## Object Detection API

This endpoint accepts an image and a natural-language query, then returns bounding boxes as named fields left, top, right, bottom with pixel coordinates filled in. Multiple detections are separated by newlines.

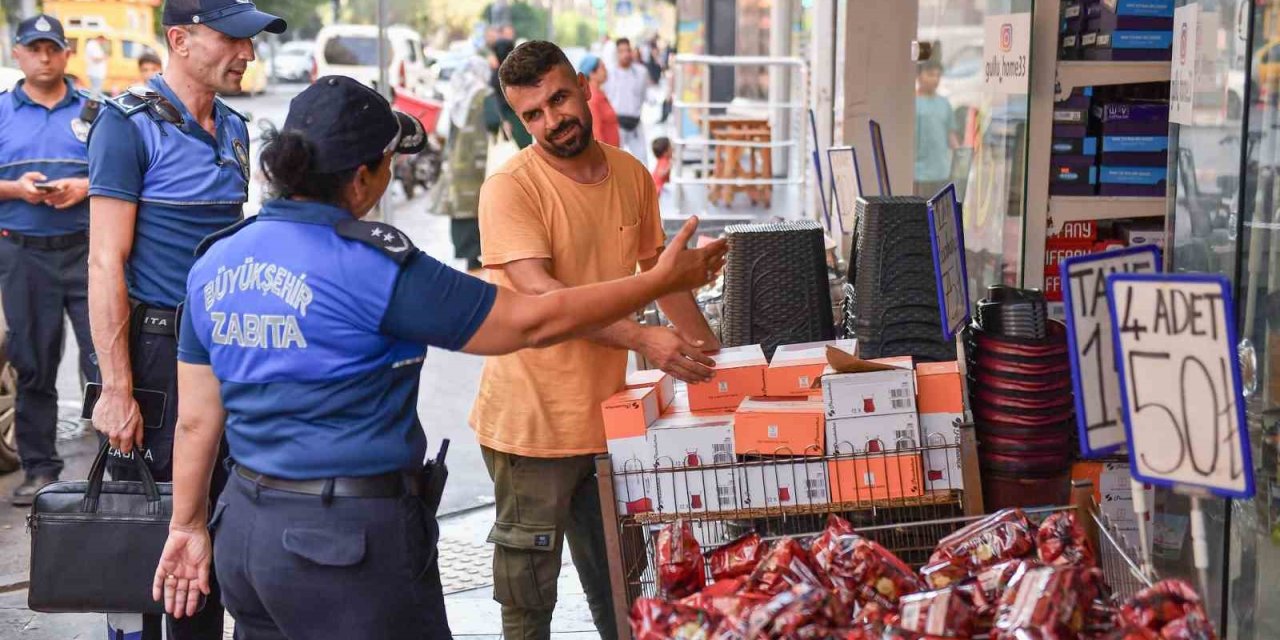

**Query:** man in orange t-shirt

left=472, top=41, right=720, bottom=639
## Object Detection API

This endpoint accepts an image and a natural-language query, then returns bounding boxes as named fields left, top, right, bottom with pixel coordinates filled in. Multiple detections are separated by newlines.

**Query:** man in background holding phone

left=0, top=14, right=96, bottom=507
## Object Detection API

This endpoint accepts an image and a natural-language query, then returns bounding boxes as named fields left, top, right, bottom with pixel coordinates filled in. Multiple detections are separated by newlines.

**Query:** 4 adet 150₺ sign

left=983, top=13, right=1031, bottom=95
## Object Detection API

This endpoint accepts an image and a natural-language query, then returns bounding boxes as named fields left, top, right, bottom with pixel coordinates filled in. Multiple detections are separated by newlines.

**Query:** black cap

left=16, top=14, right=68, bottom=49
left=283, top=76, right=427, bottom=174
left=162, top=0, right=286, bottom=39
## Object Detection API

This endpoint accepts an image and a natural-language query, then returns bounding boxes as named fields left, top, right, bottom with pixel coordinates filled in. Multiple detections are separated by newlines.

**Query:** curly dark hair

left=498, top=40, right=573, bottom=90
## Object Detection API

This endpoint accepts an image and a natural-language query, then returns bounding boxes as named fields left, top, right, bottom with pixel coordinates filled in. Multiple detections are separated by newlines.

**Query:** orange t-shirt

left=471, top=144, right=665, bottom=457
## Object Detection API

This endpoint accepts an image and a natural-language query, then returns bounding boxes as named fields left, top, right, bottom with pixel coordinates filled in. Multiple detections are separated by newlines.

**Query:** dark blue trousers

left=214, top=471, right=453, bottom=639
left=0, top=237, right=96, bottom=478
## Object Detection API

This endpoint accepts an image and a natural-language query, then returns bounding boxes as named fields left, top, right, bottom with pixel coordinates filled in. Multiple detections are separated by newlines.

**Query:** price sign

left=927, top=184, right=969, bottom=341
left=1106, top=273, right=1254, bottom=498
left=1062, top=246, right=1161, bottom=457
left=827, top=146, right=862, bottom=232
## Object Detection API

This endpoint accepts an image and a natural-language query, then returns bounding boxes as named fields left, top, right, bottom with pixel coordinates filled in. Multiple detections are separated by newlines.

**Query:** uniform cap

left=162, top=0, right=286, bottom=39
left=16, top=15, right=68, bottom=49
left=283, top=76, right=427, bottom=174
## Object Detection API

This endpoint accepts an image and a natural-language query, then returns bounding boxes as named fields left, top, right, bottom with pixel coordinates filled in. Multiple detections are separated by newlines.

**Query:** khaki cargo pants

left=482, top=447, right=617, bottom=640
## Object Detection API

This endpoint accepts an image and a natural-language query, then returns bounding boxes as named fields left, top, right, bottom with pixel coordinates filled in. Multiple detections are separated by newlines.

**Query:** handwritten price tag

left=927, top=184, right=970, bottom=341
left=1106, top=273, right=1254, bottom=498
left=1062, top=246, right=1161, bottom=457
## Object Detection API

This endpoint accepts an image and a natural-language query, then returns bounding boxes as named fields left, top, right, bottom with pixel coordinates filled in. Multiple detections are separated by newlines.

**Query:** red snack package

left=1119, top=580, right=1215, bottom=639
left=991, top=565, right=1106, bottom=640
left=678, top=577, right=767, bottom=624
left=1036, top=511, right=1096, bottom=567
left=657, top=519, right=706, bottom=599
left=1158, top=612, right=1216, bottom=640
left=745, top=537, right=824, bottom=596
left=925, top=509, right=1036, bottom=586
left=966, top=560, right=1041, bottom=626
left=897, top=587, right=978, bottom=638
left=817, top=534, right=925, bottom=611
left=811, top=514, right=857, bottom=568
left=629, top=597, right=717, bottom=640
left=710, top=532, right=767, bottom=582
left=744, top=583, right=842, bottom=639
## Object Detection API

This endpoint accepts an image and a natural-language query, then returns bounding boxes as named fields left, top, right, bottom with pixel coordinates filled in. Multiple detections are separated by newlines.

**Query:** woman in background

left=580, top=54, right=620, bottom=147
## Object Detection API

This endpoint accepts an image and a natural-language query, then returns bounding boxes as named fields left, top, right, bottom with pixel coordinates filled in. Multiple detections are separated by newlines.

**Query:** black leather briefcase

left=27, top=443, right=171, bottom=614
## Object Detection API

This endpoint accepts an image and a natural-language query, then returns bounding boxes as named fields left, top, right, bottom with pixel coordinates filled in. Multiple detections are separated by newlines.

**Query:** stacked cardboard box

left=1083, top=0, right=1174, bottom=61
left=1096, top=101, right=1169, bottom=197
left=1051, top=88, right=1098, bottom=196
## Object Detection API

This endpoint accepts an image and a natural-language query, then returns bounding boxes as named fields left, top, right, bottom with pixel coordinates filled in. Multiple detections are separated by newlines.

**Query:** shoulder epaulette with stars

left=335, top=218, right=417, bottom=265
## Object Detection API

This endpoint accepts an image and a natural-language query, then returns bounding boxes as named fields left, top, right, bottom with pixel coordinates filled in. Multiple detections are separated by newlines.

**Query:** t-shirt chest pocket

left=617, top=217, right=642, bottom=273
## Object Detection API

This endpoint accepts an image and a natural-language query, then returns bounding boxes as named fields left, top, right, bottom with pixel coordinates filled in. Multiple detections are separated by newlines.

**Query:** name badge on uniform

left=71, top=118, right=90, bottom=143
left=233, top=139, right=250, bottom=182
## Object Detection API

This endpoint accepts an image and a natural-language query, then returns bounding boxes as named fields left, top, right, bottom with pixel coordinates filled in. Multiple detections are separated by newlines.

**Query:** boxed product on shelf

left=601, top=386, right=662, bottom=440
left=1095, top=101, right=1170, bottom=135
left=733, top=397, right=825, bottom=456
left=1053, top=105, right=1089, bottom=127
left=650, top=412, right=739, bottom=514
left=1048, top=157, right=1098, bottom=196
left=626, top=369, right=676, bottom=411
left=735, top=457, right=831, bottom=509
left=686, top=344, right=767, bottom=412
left=652, top=456, right=740, bottom=515
left=821, top=365, right=916, bottom=422
left=1099, top=165, right=1167, bottom=197
left=765, top=339, right=856, bottom=397
left=828, top=452, right=926, bottom=502
left=1119, top=220, right=1166, bottom=249
left=1047, top=219, right=1099, bottom=241
left=1100, top=134, right=1169, bottom=166
left=1051, top=136, right=1097, bottom=157
left=826, top=411, right=920, bottom=455
left=1060, top=3, right=1086, bottom=59
left=1072, top=461, right=1155, bottom=554
left=1060, top=32, right=1081, bottom=60
left=916, top=361, right=966, bottom=492
left=1086, top=0, right=1174, bottom=31
left=1084, top=30, right=1173, bottom=61
left=1095, top=238, right=1127, bottom=252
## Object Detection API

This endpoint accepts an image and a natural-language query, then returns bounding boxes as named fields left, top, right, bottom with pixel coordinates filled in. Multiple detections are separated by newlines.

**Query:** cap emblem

left=35, top=17, right=51, bottom=32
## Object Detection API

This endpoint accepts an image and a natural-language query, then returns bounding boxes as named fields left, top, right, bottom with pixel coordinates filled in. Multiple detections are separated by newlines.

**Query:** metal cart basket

left=594, top=424, right=1153, bottom=639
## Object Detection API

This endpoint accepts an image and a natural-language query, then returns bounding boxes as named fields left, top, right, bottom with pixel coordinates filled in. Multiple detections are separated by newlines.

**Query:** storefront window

left=918, top=0, right=1034, bottom=299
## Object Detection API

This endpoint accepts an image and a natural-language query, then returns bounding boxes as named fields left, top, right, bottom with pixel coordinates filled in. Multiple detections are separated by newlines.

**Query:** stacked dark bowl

left=847, top=196, right=953, bottom=362
left=720, top=220, right=834, bottom=358
left=965, top=286, right=1075, bottom=509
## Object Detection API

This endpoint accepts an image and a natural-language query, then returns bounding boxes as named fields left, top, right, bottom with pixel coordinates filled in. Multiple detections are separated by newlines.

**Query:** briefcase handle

left=81, top=442, right=163, bottom=514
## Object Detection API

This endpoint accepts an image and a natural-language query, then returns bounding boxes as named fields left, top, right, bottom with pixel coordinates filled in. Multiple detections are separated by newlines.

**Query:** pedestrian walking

left=579, top=54, right=619, bottom=147
left=149, top=74, right=727, bottom=638
left=604, top=37, right=651, bottom=163
left=442, top=54, right=494, bottom=273
left=0, top=14, right=97, bottom=507
left=83, top=35, right=108, bottom=97
left=85, top=0, right=285, bottom=637
left=475, top=41, right=723, bottom=640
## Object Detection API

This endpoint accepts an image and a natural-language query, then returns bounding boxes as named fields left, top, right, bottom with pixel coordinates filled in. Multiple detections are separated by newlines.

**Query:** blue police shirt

left=0, top=79, right=90, bottom=236
left=87, top=75, right=250, bottom=308
left=177, top=199, right=497, bottom=479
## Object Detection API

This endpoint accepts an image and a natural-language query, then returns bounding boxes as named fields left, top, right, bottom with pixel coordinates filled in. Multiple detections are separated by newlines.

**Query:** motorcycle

left=395, top=135, right=444, bottom=198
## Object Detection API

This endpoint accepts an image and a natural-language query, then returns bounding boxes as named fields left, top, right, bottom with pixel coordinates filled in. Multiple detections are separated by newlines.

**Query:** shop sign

left=982, top=13, right=1031, bottom=95
left=1170, top=3, right=1198, bottom=125
left=1061, top=247, right=1161, bottom=457
left=926, top=184, right=969, bottom=341
left=1106, top=273, right=1254, bottom=499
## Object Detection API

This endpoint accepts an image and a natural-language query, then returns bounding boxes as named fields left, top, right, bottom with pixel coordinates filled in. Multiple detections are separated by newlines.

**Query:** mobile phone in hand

left=33, top=182, right=58, bottom=192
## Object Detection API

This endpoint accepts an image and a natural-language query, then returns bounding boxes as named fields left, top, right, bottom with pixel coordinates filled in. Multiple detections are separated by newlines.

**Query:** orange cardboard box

left=827, top=453, right=925, bottom=502
left=733, top=397, right=825, bottom=456
left=766, top=339, right=857, bottom=397
left=687, top=345, right=767, bottom=412
left=626, top=369, right=676, bottom=411
left=601, top=386, right=661, bottom=442
left=916, top=361, right=966, bottom=491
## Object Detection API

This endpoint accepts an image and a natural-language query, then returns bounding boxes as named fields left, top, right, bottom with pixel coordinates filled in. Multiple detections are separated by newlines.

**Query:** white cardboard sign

left=982, top=13, right=1031, bottom=95
left=1170, top=3, right=1198, bottom=125
left=827, top=146, right=861, bottom=233
left=1106, top=273, right=1254, bottom=498
left=1061, top=247, right=1161, bottom=457
left=927, top=184, right=969, bottom=340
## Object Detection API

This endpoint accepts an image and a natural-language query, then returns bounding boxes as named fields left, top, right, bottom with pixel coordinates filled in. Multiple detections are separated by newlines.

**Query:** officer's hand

left=15, top=172, right=48, bottom=205
left=652, top=216, right=728, bottom=295
left=93, top=387, right=144, bottom=454
left=637, top=325, right=716, bottom=383
left=153, top=525, right=212, bottom=619
left=43, top=178, right=89, bottom=209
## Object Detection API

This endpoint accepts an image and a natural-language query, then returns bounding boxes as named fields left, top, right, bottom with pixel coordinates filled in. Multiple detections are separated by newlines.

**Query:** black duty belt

left=0, top=229, right=88, bottom=251
left=236, top=465, right=422, bottom=499
left=136, top=305, right=178, bottom=337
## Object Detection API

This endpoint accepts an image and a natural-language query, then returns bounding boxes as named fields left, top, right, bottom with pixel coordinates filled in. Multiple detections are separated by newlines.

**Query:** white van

left=313, top=24, right=429, bottom=95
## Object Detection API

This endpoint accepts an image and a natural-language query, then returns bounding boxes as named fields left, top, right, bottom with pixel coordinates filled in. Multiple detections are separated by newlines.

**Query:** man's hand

left=93, top=387, right=144, bottom=454
left=637, top=325, right=716, bottom=383
left=14, top=172, right=48, bottom=205
left=650, top=217, right=728, bottom=295
left=42, top=178, right=90, bottom=209
left=153, top=525, right=212, bottom=619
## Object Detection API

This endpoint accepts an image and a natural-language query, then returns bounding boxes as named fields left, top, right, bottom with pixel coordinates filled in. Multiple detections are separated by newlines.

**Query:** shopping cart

left=391, top=88, right=442, bottom=133
left=594, top=425, right=1153, bottom=639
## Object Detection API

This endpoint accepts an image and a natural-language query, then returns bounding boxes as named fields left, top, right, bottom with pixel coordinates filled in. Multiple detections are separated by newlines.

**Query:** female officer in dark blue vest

left=149, top=76, right=726, bottom=638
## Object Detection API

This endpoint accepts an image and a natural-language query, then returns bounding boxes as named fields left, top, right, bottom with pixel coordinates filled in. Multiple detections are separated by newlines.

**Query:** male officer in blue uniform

left=0, top=14, right=99, bottom=506
left=85, top=0, right=284, bottom=637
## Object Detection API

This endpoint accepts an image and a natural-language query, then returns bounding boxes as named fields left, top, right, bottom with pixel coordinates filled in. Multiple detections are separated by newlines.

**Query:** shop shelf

left=1047, top=195, right=1167, bottom=231
left=1055, top=61, right=1171, bottom=99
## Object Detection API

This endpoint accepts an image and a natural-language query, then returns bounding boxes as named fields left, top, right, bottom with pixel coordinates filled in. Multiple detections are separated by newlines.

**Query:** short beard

left=541, top=119, right=593, bottom=158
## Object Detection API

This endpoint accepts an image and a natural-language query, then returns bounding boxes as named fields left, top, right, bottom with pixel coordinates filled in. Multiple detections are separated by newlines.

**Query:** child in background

left=652, top=136, right=672, bottom=194
left=137, top=52, right=162, bottom=83
left=913, top=59, right=959, bottom=198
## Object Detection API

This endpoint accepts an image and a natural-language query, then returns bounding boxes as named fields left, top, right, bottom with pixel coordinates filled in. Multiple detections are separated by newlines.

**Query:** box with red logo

left=686, top=345, right=767, bottom=412
left=766, top=339, right=857, bottom=397
left=826, top=412, right=921, bottom=455
left=601, top=386, right=661, bottom=442
left=626, top=369, right=676, bottom=412
left=916, top=361, right=966, bottom=492
left=736, top=457, right=831, bottom=509
left=648, top=411, right=739, bottom=513
left=733, top=397, right=825, bottom=456
left=828, top=453, right=925, bottom=502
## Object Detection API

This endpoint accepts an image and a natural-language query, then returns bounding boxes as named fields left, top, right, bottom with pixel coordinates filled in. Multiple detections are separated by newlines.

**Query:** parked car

left=314, top=24, right=429, bottom=95
left=273, top=40, right=313, bottom=82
